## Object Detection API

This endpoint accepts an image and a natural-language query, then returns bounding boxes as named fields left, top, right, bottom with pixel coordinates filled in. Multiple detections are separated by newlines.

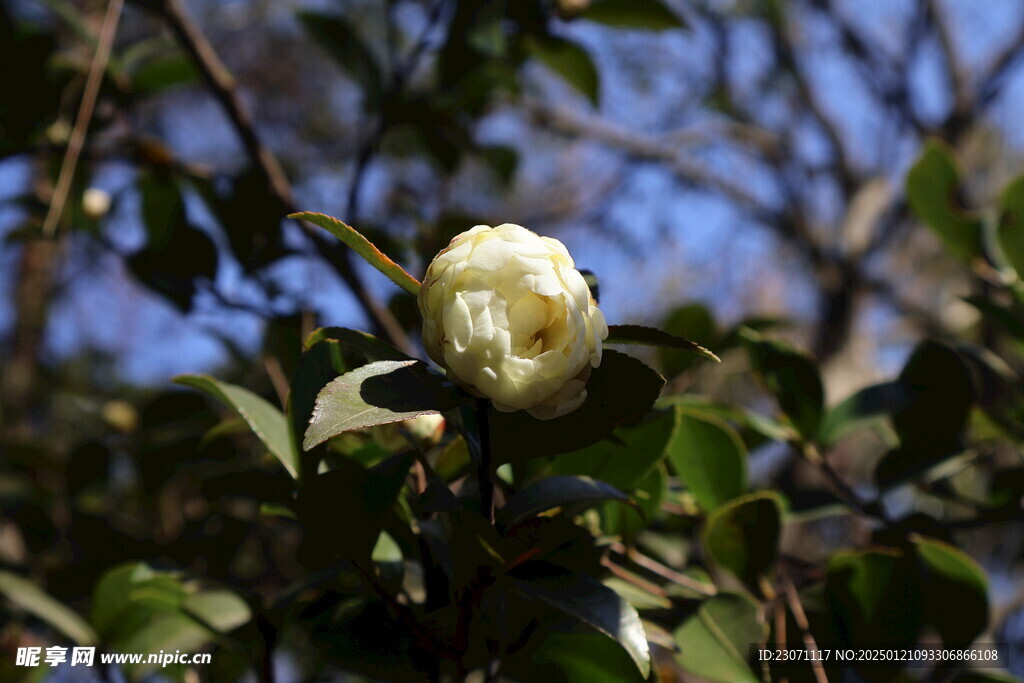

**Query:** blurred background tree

left=1, top=0, right=1023, bottom=680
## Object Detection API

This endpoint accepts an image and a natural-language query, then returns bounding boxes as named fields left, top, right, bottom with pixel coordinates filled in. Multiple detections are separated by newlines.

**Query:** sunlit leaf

left=291, top=212, right=421, bottom=295
left=174, top=374, right=299, bottom=480
left=304, top=360, right=465, bottom=450
left=668, top=407, right=747, bottom=511
left=673, top=592, right=766, bottom=683
left=0, top=571, right=98, bottom=646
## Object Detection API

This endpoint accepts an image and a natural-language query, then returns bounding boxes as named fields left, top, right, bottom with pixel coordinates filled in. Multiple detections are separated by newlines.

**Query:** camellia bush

left=3, top=143, right=1022, bottom=681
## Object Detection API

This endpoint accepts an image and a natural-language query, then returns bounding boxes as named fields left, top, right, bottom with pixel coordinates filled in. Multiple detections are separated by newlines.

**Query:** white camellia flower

left=419, top=223, right=608, bottom=420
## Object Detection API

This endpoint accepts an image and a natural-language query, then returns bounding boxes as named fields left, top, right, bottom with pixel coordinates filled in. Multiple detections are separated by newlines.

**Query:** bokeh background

left=2, top=0, right=1024, bottom=680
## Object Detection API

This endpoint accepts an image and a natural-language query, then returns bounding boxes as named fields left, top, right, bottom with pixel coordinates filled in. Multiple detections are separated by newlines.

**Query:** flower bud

left=402, top=413, right=446, bottom=446
left=419, top=224, right=607, bottom=419
left=82, top=188, right=111, bottom=219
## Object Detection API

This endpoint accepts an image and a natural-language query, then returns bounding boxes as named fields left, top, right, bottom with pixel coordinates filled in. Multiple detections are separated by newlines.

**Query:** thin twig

left=609, top=542, right=717, bottom=597
left=132, top=0, right=414, bottom=354
left=801, top=442, right=892, bottom=527
left=782, top=576, right=829, bottom=683
left=43, top=0, right=125, bottom=237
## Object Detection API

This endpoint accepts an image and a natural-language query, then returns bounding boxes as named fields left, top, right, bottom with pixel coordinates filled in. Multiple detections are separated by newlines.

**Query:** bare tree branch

left=43, top=0, right=125, bottom=237
left=132, top=0, right=414, bottom=353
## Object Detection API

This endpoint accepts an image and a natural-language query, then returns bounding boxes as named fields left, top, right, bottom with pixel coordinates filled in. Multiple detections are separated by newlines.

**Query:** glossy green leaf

left=606, top=324, right=720, bottom=362
left=906, top=140, right=984, bottom=263
left=498, top=475, right=631, bottom=529
left=996, top=175, right=1024, bottom=278
left=741, top=329, right=824, bottom=440
left=490, top=626, right=649, bottom=682
left=581, top=0, right=688, bottom=30
left=0, top=571, right=98, bottom=646
left=174, top=374, right=299, bottom=480
left=673, top=592, right=766, bottom=683
left=525, top=35, right=600, bottom=106
left=291, top=212, right=421, bottom=295
left=297, top=12, right=383, bottom=107
left=303, top=360, right=465, bottom=450
left=913, top=536, right=989, bottom=645
left=702, top=492, right=783, bottom=593
left=513, top=569, right=650, bottom=678
left=490, top=350, right=665, bottom=462
left=667, top=407, right=748, bottom=511
left=289, top=327, right=410, bottom=472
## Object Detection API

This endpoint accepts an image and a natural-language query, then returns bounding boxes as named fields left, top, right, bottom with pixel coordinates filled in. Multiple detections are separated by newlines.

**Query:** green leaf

left=673, top=592, right=766, bottom=683
left=741, top=329, right=824, bottom=440
left=526, top=409, right=675, bottom=491
left=498, top=475, right=632, bottom=529
left=580, top=0, right=688, bottom=30
left=906, top=139, right=984, bottom=263
left=513, top=569, right=650, bottom=678
left=524, top=35, right=600, bottom=106
left=89, top=563, right=249, bottom=677
left=667, top=407, right=747, bottom=511
left=289, top=327, right=410, bottom=472
left=304, top=360, right=465, bottom=450
left=182, top=589, right=252, bottom=633
left=290, top=212, right=421, bottom=295
left=601, top=463, right=666, bottom=540
left=91, top=564, right=186, bottom=642
left=296, top=12, right=384, bottom=107
left=0, top=571, right=98, bottom=646
left=702, top=492, right=783, bottom=593
left=826, top=548, right=923, bottom=645
left=490, top=350, right=665, bottom=462
left=996, top=175, right=1024, bottom=279
left=174, top=374, right=299, bottom=480
left=503, top=628, right=648, bottom=682
left=606, top=324, right=720, bottom=362
left=874, top=341, right=974, bottom=489
left=658, top=303, right=718, bottom=377
left=129, top=53, right=199, bottom=95
left=818, top=381, right=906, bottom=447
left=912, top=536, right=988, bottom=645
